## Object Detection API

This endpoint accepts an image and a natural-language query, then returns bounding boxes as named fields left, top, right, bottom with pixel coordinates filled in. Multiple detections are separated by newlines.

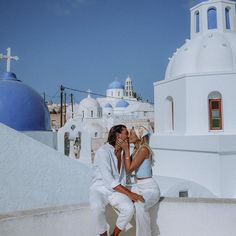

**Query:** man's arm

left=95, top=148, right=121, bottom=191
left=96, top=147, right=144, bottom=202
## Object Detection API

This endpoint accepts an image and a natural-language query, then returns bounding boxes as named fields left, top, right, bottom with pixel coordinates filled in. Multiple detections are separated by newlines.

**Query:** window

left=91, top=110, right=93, bottom=118
left=208, top=92, right=222, bottom=130
left=166, top=96, right=174, bottom=131
left=74, top=132, right=81, bottom=159
left=209, top=99, right=222, bottom=130
left=225, top=7, right=231, bottom=29
left=179, top=190, right=188, bottom=198
left=208, top=8, right=217, bottom=29
left=64, top=132, right=70, bottom=156
left=195, top=11, right=200, bottom=32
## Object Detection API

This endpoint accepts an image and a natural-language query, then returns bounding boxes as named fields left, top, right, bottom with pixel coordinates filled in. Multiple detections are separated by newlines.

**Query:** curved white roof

left=79, top=95, right=99, bottom=108
left=165, top=32, right=236, bottom=80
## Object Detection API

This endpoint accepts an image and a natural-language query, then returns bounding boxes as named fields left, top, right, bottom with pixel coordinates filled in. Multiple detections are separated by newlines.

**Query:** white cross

left=87, top=89, right=92, bottom=98
left=0, top=48, right=19, bottom=72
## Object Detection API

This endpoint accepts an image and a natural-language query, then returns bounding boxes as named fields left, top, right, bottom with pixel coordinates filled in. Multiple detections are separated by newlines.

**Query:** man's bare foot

left=100, top=231, right=107, bottom=236
left=112, top=226, right=121, bottom=236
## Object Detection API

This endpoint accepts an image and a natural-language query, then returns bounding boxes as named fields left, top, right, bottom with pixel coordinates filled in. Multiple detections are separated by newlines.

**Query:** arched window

left=195, top=11, right=200, bottom=33
left=225, top=7, right=231, bottom=29
left=74, top=132, right=81, bottom=159
left=166, top=96, right=174, bottom=131
left=64, top=132, right=70, bottom=156
left=208, top=8, right=217, bottom=29
left=208, top=91, right=222, bottom=130
left=91, top=110, right=93, bottom=118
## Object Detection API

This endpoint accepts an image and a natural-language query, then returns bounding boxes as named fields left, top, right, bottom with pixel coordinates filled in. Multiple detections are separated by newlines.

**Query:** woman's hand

left=116, top=138, right=129, bottom=152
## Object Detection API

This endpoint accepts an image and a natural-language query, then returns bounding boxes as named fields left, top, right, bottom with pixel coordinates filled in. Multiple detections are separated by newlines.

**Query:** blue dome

left=0, top=72, right=51, bottom=131
left=108, top=80, right=124, bottom=89
left=104, top=103, right=113, bottom=108
left=116, top=100, right=129, bottom=108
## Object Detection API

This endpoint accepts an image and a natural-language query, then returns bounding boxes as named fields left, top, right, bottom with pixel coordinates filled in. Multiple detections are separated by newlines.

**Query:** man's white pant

left=90, top=185, right=134, bottom=235
left=132, top=178, right=160, bottom=236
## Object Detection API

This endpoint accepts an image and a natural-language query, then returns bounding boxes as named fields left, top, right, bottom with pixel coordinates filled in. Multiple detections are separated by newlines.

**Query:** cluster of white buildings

left=57, top=76, right=154, bottom=160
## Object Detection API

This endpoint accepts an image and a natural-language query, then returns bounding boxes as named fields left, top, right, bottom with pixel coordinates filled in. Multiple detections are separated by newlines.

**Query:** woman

left=117, top=125, right=160, bottom=236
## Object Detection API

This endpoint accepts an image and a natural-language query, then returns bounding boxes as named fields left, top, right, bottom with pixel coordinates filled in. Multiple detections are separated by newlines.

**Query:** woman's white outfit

left=132, top=178, right=160, bottom=236
left=131, top=144, right=160, bottom=236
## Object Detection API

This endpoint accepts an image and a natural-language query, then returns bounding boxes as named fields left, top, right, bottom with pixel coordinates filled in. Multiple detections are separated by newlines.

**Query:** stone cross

left=0, top=48, right=19, bottom=72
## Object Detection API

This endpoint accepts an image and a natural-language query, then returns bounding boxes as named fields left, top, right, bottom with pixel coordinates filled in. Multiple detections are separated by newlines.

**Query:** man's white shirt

left=91, top=143, right=126, bottom=192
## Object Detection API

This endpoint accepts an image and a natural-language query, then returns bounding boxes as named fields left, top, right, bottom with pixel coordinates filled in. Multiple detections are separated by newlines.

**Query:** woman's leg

left=132, top=179, right=160, bottom=236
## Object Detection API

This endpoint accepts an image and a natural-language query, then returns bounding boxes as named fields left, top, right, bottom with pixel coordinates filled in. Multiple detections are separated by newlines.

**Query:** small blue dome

left=116, top=100, right=129, bottom=108
left=0, top=72, right=51, bottom=131
left=104, top=103, right=113, bottom=108
left=108, top=80, right=124, bottom=89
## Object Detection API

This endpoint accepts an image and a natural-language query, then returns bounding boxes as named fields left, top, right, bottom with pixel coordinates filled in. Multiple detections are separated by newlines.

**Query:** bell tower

left=190, top=0, right=236, bottom=39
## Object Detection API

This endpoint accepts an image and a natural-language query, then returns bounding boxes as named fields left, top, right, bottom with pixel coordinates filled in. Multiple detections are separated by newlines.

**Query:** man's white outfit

left=89, top=143, right=134, bottom=235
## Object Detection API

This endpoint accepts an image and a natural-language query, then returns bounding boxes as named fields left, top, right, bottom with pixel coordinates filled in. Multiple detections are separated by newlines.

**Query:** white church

left=150, top=0, right=236, bottom=198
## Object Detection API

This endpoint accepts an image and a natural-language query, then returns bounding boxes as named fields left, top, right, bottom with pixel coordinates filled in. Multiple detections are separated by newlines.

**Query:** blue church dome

left=116, top=100, right=129, bottom=108
left=0, top=72, right=51, bottom=131
left=104, top=103, right=113, bottom=108
left=108, top=80, right=124, bottom=89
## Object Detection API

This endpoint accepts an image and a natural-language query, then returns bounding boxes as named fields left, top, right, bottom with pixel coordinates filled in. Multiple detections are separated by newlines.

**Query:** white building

left=151, top=0, right=236, bottom=198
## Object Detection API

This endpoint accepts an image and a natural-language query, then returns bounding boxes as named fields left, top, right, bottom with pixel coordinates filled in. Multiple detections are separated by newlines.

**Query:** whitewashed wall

left=150, top=134, right=236, bottom=198
left=0, top=123, right=91, bottom=213
left=1, top=198, right=236, bottom=236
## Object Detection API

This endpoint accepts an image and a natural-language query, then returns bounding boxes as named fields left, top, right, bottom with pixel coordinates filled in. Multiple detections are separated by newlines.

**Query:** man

left=90, top=124, right=144, bottom=236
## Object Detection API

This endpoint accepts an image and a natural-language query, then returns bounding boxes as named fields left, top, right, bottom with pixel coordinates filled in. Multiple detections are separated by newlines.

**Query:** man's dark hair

left=107, top=124, right=127, bottom=146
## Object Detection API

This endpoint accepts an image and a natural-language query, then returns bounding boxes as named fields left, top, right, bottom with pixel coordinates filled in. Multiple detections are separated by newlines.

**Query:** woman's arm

left=125, top=146, right=149, bottom=173
left=117, top=139, right=149, bottom=173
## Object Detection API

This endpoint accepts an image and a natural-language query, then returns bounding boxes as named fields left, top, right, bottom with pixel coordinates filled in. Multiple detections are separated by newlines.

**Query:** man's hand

left=128, top=192, right=145, bottom=202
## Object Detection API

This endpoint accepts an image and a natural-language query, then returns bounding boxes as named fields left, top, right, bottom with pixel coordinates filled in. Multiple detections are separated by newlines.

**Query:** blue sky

left=0, top=0, right=218, bottom=103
